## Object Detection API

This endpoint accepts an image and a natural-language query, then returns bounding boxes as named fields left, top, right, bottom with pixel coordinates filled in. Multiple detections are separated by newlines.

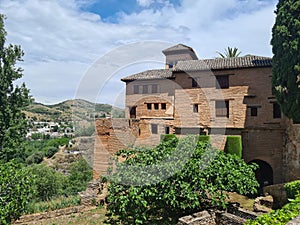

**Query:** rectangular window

left=216, top=76, right=229, bottom=89
left=215, top=100, right=229, bottom=118
left=251, top=107, right=258, bottom=117
left=142, top=85, right=148, bottom=94
left=161, top=103, right=166, bottom=110
left=151, top=124, right=158, bottom=134
left=129, top=106, right=136, bottom=119
left=134, top=85, right=139, bottom=94
left=193, top=104, right=199, bottom=113
left=152, top=84, right=158, bottom=93
left=147, top=103, right=152, bottom=110
left=165, top=126, right=170, bottom=134
left=273, top=102, right=281, bottom=118
left=192, top=78, right=200, bottom=88
left=154, top=103, right=159, bottom=110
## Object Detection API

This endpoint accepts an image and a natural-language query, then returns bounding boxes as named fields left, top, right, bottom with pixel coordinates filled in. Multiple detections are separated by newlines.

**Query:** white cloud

left=0, top=0, right=277, bottom=105
left=136, top=0, right=153, bottom=7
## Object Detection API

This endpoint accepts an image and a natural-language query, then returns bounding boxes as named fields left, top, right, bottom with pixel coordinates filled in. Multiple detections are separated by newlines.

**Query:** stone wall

left=263, top=183, right=288, bottom=209
left=177, top=206, right=260, bottom=225
left=177, top=211, right=215, bottom=225
left=242, top=128, right=286, bottom=184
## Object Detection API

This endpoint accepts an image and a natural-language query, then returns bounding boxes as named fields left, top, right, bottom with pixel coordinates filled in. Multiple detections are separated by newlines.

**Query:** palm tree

left=217, top=47, right=241, bottom=58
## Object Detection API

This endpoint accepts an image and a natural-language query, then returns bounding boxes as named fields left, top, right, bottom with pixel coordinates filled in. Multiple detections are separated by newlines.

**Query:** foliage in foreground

left=106, top=136, right=259, bottom=224
left=245, top=195, right=300, bottom=225
left=0, top=161, right=35, bottom=225
left=284, top=179, right=300, bottom=199
left=271, top=0, right=300, bottom=122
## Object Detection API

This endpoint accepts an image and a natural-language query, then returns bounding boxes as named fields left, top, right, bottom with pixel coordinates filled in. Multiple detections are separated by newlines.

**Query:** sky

left=0, top=0, right=278, bottom=107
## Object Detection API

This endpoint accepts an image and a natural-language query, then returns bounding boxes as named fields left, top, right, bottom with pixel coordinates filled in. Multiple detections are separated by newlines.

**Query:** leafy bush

left=0, top=161, right=35, bottom=225
left=198, top=135, right=210, bottom=143
left=43, top=146, right=58, bottom=158
left=46, top=137, right=69, bottom=148
left=106, top=136, right=258, bottom=224
left=160, top=134, right=177, bottom=142
left=65, top=158, right=93, bottom=195
left=285, top=180, right=300, bottom=199
left=25, top=151, right=44, bottom=164
left=225, top=136, right=242, bottom=158
left=27, top=164, right=67, bottom=201
left=31, top=133, right=43, bottom=140
left=245, top=196, right=300, bottom=225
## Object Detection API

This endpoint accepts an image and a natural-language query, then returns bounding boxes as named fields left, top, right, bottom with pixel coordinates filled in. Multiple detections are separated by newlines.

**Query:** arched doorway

left=249, top=159, right=273, bottom=188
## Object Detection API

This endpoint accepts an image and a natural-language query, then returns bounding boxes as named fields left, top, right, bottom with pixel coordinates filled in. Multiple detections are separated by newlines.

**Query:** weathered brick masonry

left=93, top=44, right=300, bottom=185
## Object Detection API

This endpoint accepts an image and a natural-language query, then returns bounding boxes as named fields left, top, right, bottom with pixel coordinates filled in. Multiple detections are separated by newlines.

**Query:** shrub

left=106, top=136, right=258, bottom=224
left=25, top=151, right=44, bottom=165
left=27, top=164, right=67, bottom=201
left=0, top=161, right=35, bottom=225
left=160, top=134, right=177, bottom=142
left=46, top=137, right=69, bottom=148
left=43, top=146, right=58, bottom=158
left=64, top=157, right=93, bottom=196
left=198, top=135, right=210, bottom=144
left=285, top=180, right=300, bottom=199
left=225, top=136, right=242, bottom=158
left=31, top=133, right=43, bottom=140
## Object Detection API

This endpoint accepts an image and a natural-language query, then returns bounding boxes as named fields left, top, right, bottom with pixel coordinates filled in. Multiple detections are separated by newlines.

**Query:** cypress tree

left=271, top=0, right=300, bottom=122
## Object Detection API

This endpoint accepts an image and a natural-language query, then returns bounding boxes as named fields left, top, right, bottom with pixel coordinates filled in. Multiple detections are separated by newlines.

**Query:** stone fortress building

left=94, top=44, right=300, bottom=186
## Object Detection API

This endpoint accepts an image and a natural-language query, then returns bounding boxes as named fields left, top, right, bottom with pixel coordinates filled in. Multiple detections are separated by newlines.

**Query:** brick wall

left=93, top=118, right=139, bottom=178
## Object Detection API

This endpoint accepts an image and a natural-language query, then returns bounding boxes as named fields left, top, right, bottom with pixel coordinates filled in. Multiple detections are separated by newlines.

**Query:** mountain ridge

left=24, top=99, right=125, bottom=123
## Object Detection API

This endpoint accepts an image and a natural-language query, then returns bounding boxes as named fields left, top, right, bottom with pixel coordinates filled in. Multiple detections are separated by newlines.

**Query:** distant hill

left=24, top=99, right=125, bottom=123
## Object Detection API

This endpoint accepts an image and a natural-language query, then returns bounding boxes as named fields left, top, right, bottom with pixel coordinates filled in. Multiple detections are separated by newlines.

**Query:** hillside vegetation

left=24, top=99, right=125, bottom=123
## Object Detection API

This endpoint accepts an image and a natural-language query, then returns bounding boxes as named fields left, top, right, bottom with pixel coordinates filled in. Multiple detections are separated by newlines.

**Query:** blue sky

left=83, top=0, right=182, bottom=22
left=0, top=0, right=278, bottom=106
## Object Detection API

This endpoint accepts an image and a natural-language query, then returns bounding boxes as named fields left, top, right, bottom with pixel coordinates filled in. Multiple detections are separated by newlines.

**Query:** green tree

left=27, top=164, right=66, bottom=201
left=106, top=136, right=258, bottom=224
left=217, top=47, right=241, bottom=58
left=66, top=157, right=93, bottom=195
left=271, top=0, right=300, bottom=122
left=0, top=161, right=35, bottom=224
left=0, top=14, right=31, bottom=162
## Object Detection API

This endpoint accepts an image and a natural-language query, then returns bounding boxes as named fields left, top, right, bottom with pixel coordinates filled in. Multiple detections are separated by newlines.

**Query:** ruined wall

left=93, top=118, right=139, bottom=178
left=93, top=118, right=171, bottom=178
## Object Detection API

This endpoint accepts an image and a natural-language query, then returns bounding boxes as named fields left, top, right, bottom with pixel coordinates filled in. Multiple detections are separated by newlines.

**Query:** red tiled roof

left=121, top=56, right=272, bottom=82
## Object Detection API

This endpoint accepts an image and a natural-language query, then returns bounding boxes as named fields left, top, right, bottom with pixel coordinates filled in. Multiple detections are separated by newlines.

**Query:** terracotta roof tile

left=173, top=56, right=272, bottom=72
left=162, top=44, right=194, bottom=53
left=121, top=56, right=272, bottom=81
left=121, top=69, right=173, bottom=81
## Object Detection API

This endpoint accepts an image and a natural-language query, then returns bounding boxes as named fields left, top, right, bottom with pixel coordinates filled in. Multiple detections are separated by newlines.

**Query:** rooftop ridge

left=121, top=55, right=272, bottom=81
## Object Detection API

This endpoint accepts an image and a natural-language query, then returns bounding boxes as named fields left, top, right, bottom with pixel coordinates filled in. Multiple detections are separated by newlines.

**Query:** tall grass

left=25, top=195, right=81, bottom=214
